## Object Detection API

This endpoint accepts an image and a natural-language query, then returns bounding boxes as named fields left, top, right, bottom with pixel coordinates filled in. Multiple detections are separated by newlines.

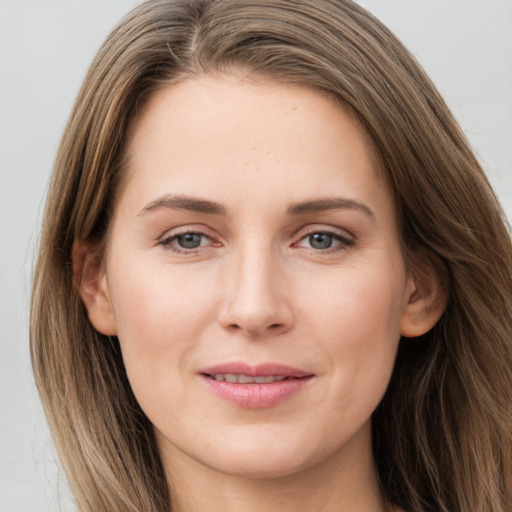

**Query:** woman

left=30, top=0, right=512, bottom=511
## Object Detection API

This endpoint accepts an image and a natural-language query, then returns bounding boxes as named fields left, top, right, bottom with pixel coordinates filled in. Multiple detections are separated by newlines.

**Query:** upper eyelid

left=295, top=231, right=354, bottom=249
left=293, top=224, right=354, bottom=240
left=156, top=223, right=355, bottom=244
left=158, top=231, right=217, bottom=255
left=156, top=228, right=217, bottom=255
left=163, top=231, right=212, bottom=242
left=157, top=224, right=216, bottom=240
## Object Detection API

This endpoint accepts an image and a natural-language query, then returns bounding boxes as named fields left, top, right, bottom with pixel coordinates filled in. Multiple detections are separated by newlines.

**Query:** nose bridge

left=219, top=237, right=293, bottom=336
left=236, top=243, right=276, bottom=305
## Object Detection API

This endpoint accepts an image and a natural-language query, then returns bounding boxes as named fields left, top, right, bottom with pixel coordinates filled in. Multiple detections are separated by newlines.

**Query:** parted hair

left=30, top=1, right=512, bottom=510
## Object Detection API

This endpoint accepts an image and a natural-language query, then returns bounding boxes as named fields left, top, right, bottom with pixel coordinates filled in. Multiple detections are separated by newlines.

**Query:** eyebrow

left=138, top=195, right=226, bottom=216
left=138, top=194, right=375, bottom=220
left=286, top=197, right=375, bottom=219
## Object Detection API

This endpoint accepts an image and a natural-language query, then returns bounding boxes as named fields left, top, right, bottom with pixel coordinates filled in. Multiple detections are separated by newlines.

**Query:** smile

left=208, top=374, right=289, bottom=383
left=199, top=362, right=314, bottom=408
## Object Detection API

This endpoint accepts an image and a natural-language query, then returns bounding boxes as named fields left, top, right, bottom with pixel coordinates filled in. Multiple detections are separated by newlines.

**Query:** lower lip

left=201, top=376, right=312, bottom=408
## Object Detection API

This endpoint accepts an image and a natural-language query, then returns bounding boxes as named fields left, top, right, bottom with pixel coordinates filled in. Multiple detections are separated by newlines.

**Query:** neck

left=159, top=423, right=388, bottom=512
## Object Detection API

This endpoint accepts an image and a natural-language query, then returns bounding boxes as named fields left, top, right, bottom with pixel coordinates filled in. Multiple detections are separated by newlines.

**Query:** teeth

left=211, top=374, right=288, bottom=384
left=255, top=376, right=284, bottom=383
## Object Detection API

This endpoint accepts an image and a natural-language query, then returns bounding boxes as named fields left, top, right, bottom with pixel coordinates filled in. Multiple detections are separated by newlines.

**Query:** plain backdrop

left=1, top=1, right=511, bottom=510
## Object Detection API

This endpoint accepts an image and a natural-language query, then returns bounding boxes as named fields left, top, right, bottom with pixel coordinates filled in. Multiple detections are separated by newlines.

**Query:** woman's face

left=93, top=76, right=417, bottom=479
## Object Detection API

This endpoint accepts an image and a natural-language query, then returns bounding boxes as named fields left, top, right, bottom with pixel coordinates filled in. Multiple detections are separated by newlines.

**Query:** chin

left=198, top=426, right=339, bottom=480
left=209, top=448, right=313, bottom=480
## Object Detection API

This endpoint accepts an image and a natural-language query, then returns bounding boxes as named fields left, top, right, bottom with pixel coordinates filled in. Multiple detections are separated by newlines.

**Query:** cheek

left=297, top=260, right=406, bottom=389
left=300, top=261, right=405, bottom=337
left=110, top=260, right=215, bottom=337
left=106, top=261, right=219, bottom=393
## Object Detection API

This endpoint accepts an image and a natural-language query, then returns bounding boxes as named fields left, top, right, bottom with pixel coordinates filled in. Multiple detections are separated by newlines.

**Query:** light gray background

left=1, top=1, right=511, bottom=510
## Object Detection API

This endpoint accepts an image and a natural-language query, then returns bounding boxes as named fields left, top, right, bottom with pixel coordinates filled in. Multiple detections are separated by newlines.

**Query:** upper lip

left=199, top=362, right=313, bottom=378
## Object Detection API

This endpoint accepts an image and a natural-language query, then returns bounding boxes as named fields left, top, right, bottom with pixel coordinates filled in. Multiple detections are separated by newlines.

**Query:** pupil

left=178, top=233, right=202, bottom=249
left=309, top=233, right=332, bottom=249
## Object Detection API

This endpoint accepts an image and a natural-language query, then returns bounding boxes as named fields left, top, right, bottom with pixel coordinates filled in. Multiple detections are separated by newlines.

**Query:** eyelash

left=294, top=229, right=355, bottom=253
left=157, top=227, right=354, bottom=255
left=158, top=230, right=217, bottom=254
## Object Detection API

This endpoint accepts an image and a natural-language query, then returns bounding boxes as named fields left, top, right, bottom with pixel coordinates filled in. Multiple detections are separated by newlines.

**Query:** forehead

left=127, top=75, right=377, bottom=156
left=119, top=75, right=390, bottom=216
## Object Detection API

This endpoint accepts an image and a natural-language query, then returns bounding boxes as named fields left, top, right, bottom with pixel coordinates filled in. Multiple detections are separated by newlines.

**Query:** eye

left=296, top=230, right=354, bottom=251
left=306, top=232, right=336, bottom=250
left=159, top=231, right=214, bottom=253
left=175, top=233, right=207, bottom=249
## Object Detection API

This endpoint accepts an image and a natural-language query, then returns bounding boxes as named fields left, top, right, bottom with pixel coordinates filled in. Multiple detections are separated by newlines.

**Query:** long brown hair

left=31, top=1, right=512, bottom=510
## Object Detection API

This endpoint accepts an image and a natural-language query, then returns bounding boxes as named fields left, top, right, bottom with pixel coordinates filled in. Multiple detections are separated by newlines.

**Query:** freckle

left=292, top=106, right=298, bottom=111
left=251, top=146, right=256, bottom=151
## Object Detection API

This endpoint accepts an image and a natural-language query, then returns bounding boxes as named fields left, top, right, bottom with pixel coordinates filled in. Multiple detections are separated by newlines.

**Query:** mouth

left=199, top=362, right=314, bottom=408
left=204, top=374, right=294, bottom=384
left=200, top=362, right=312, bottom=379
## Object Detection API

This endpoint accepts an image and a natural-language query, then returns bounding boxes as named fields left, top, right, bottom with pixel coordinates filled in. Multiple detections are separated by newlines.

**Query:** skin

left=82, top=75, right=444, bottom=512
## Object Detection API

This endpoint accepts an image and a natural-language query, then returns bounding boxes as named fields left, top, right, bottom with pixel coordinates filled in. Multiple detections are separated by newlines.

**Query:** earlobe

left=72, top=240, right=117, bottom=336
left=400, top=254, right=449, bottom=338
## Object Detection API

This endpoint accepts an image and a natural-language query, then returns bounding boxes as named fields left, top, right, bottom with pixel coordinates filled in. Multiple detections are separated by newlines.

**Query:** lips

left=199, top=362, right=314, bottom=408
left=209, top=374, right=288, bottom=383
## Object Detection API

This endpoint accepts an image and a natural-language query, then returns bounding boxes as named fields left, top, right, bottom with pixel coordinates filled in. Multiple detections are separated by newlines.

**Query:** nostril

left=228, top=322, right=283, bottom=336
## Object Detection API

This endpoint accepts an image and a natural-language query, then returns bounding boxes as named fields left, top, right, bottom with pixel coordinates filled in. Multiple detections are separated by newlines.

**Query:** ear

left=72, top=240, right=117, bottom=336
left=400, top=251, right=449, bottom=338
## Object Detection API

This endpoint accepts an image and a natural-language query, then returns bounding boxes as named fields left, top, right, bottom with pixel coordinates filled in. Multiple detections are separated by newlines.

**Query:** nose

left=217, top=246, right=295, bottom=337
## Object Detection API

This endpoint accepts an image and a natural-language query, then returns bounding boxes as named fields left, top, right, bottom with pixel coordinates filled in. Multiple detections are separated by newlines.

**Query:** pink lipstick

left=199, top=362, right=314, bottom=408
